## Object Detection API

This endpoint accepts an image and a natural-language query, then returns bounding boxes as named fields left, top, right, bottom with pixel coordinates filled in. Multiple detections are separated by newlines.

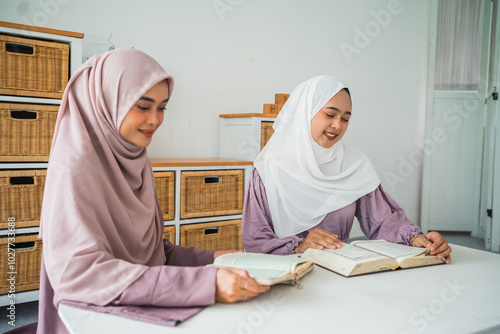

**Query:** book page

left=351, top=240, right=428, bottom=262
left=321, top=243, right=386, bottom=263
left=213, top=253, right=303, bottom=274
left=242, top=268, right=290, bottom=279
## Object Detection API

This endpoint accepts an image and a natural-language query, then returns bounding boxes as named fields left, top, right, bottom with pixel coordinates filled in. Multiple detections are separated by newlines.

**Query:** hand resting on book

left=215, top=267, right=270, bottom=303
left=410, top=231, right=452, bottom=264
left=294, top=228, right=343, bottom=254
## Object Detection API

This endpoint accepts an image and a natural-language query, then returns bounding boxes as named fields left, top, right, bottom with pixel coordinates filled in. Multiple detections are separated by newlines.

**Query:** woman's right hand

left=294, top=228, right=342, bottom=254
left=215, top=267, right=270, bottom=303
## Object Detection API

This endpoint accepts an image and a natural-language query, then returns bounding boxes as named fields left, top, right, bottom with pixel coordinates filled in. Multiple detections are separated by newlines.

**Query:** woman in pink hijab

left=33, top=48, right=268, bottom=334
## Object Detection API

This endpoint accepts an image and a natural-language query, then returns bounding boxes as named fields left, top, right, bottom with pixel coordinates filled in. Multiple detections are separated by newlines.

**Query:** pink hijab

left=40, top=48, right=174, bottom=306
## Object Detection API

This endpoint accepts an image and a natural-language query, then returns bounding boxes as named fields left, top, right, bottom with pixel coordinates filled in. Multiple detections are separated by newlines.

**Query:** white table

left=59, top=245, right=500, bottom=334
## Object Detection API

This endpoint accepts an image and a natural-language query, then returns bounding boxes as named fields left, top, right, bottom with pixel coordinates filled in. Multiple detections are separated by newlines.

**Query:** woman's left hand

left=411, top=231, right=452, bottom=264
left=214, top=250, right=243, bottom=259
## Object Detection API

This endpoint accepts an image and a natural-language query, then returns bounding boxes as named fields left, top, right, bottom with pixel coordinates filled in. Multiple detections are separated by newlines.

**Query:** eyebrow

left=139, top=97, right=169, bottom=103
left=325, top=107, right=351, bottom=115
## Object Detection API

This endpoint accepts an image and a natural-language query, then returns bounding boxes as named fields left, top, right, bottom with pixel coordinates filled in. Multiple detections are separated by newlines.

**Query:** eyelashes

left=136, top=105, right=167, bottom=112
left=324, top=112, right=350, bottom=122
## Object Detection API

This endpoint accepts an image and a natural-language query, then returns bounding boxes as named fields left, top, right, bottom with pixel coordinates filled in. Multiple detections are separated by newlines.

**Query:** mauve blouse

left=36, top=241, right=217, bottom=333
left=241, top=168, right=422, bottom=255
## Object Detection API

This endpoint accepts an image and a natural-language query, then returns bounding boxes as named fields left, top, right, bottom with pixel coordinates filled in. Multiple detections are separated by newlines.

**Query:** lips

left=139, top=129, right=155, bottom=137
left=323, top=131, right=339, bottom=140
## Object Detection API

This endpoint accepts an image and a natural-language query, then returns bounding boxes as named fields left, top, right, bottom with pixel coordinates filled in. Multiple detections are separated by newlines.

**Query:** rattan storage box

left=154, top=171, right=175, bottom=221
left=0, top=234, right=42, bottom=294
left=180, top=219, right=243, bottom=251
left=0, top=170, right=46, bottom=229
left=0, top=34, right=69, bottom=99
left=180, top=170, right=244, bottom=219
left=260, top=121, right=274, bottom=150
left=0, top=103, right=58, bottom=162
left=162, top=225, right=175, bottom=244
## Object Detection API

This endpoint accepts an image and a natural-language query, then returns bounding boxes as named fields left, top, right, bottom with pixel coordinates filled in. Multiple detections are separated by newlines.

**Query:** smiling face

left=119, top=80, right=169, bottom=148
left=310, top=89, right=351, bottom=148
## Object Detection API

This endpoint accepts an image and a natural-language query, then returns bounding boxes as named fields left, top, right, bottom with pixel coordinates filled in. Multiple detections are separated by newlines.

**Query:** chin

left=321, top=142, right=336, bottom=149
left=132, top=140, right=151, bottom=148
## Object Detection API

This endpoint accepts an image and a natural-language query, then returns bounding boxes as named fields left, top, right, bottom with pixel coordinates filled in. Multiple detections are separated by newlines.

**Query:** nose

left=330, top=117, right=341, bottom=130
left=146, top=110, right=159, bottom=126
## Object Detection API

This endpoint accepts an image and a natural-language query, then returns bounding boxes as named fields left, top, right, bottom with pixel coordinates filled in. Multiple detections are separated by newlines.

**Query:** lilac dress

left=241, top=168, right=422, bottom=255
left=36, top=241, right=217, bottom=333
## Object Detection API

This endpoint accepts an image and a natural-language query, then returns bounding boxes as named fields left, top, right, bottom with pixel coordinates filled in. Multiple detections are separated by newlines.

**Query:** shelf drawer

left=0, top=170, right=46, bottom=229
left=0, top=103, right=58, bottom=162
left=180, top=219, right=242, bottom=251
left=260, top=121, right=274, bottom=150
left=180, top=170, right=244, bottom=219
left=0, top=234, right=42, bottom=294
left=0, top=34, right=69, bottom=99
left=162, top=225, right=175, bottom=244
left=154, top=171, right=175, bottom=221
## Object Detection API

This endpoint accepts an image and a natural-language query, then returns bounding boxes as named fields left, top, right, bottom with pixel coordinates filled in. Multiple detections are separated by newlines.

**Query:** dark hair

left=343, top=87, right=351, bottom=97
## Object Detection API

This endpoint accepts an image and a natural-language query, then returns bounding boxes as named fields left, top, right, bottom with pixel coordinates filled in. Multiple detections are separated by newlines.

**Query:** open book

left=211, top=252, right=314, bottom=285
left=301, top=240, right=444, bottom=277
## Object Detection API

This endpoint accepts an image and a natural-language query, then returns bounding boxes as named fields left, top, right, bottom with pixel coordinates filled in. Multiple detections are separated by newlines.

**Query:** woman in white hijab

left=241, top=75, right=451, bottom=263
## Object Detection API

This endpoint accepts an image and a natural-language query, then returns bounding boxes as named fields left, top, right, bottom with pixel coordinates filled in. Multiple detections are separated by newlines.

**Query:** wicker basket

left=0, top=170, right=46, bottom=229
left=154, top=171, right=175, bottom=221
left=0, top=34, right=69, bottom=99
left=180, top=219, right=242, bottom=251
left=180, top=170, right=244, bottom=219
left=0, top=103, right=58, bottom=162
left=0, top=234, right=43, bottom=294
left=260, top=121, right=274, bottom=150
left=162, top=225, right=176, bottom=244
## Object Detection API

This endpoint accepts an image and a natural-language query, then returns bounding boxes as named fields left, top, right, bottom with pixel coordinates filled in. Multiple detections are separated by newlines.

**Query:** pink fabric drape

left=39, top=48, right=174, bottom=306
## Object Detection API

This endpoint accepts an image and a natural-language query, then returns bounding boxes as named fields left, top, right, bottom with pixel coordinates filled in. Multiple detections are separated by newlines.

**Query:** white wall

left=0, top=0, right=429, bottom=228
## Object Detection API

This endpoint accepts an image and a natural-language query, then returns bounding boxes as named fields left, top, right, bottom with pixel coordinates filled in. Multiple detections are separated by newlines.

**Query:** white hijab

left=254, top=75, right=380, bottom=238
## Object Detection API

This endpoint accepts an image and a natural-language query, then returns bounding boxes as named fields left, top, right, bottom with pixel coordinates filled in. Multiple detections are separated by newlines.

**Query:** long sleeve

left=241, top=168, right=303, bottom=255
left=356, top=185, right=422, bottom=245
left=163, top=239, right=215, bottom=266
left=112, top=265, right=217, bottom=307
left=37, top=253, right=218, bottom=334
left=111, top=240, right=217, bottom=307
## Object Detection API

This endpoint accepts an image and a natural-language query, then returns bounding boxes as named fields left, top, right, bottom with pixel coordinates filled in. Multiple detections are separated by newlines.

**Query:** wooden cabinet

left=0, top=21, right=83, bottom=306
left=151, top=158, right=251, bottom=251
left=219, top=113, right=277, bottom=161
left=0, top=157, right=251, bottom=306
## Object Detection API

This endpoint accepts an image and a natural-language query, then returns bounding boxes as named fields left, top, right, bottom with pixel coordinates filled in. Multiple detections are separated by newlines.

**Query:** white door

left=485, top=0, right=500, bottom=253
left=421, top=0, right=492, bottom=235
left=492, top=99, right=500, bottom=252
left=480, top=0, right=499, bottom=250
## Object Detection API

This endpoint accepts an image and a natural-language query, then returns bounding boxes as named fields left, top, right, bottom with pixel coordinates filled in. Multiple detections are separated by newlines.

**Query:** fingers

left=215, top=268, right=270, bottom=304
left=411, top=235, right=432, bottom=248
left=228, top=267, right=253, bottom=279
left=244, top=276, right=270, bottom=295
left=306, top=229, right=343, bottom=250
left=294, top=229, right=343, bottom=253
left=425, top=232, right=447, bottom=252
left=432, top=242, right=452, bottom=262
left=417, top=232, right=452, bottom=264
